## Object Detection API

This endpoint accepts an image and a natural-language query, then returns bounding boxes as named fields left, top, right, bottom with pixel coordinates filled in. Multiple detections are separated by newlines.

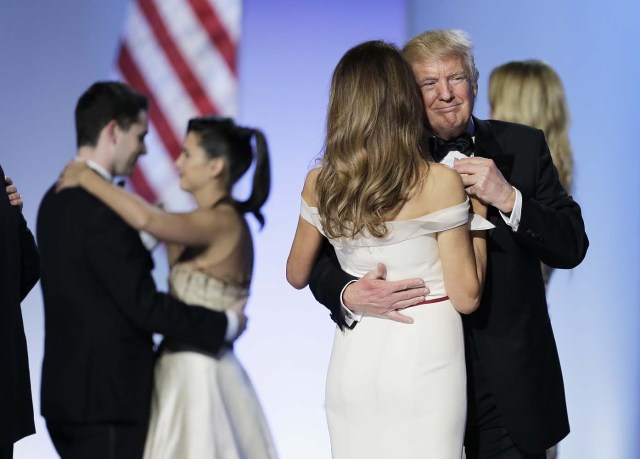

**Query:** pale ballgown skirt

left=143, top=263, right=278, bottom=459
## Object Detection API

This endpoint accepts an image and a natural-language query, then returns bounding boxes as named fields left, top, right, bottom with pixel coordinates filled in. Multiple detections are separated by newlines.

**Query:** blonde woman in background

left=489, top=60, right=574, bottom=459
left=489, top=60, right=573, bottom=285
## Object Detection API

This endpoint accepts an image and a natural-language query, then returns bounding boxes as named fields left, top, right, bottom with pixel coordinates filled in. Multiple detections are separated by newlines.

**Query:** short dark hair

left=75, top=81, right=148, bottom=148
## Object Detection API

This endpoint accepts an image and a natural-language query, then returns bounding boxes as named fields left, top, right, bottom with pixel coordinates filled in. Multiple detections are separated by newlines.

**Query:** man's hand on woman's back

left=343, top=263, right=429, bottom=324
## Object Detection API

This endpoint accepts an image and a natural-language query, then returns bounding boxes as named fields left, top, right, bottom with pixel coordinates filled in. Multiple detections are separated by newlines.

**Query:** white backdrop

left=0, top=0, right=638, bottom=458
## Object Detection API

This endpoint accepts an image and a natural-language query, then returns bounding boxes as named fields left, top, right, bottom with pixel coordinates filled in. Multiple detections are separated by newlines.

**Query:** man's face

left=411, top=54, right=477, bottom=140
left=112, top=110, right=148, bottom=176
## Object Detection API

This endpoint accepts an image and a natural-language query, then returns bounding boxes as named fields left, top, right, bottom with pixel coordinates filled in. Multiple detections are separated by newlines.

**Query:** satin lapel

left=473, top=116, right=514, bottom=180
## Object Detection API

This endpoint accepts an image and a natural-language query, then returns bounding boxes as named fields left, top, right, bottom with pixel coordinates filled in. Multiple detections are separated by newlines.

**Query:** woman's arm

left=286, top=169, right=323, bottom=289
left=435, top=169, right=487, bottom=314
left=469, top=195, right=488, bottom=292
left=286, top=217, right=323, bottom=289
left=57, top=161, right=221, bottom=246
left=166, top=242, right=185, bottom=265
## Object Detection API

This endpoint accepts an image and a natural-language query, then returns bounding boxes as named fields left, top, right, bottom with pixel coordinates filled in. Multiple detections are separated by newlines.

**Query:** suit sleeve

left=514, top=130, right=588, bottom=268
left=308, top=238, right=356, bottom=329
left=83, top=207, right=228, bottom=354
left=17, top=210, right=40, bottom=301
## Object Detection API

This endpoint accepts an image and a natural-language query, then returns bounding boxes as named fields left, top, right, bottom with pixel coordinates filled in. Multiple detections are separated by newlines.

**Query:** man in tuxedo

left=0, top=171, right=40, bottom=459
left=37, top=82, right=245, bottom=459
left=308, top=30, right=588, bottom=458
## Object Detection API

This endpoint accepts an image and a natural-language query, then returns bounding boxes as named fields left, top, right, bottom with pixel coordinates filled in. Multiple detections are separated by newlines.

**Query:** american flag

left=115, top=0, right=241, bottom=210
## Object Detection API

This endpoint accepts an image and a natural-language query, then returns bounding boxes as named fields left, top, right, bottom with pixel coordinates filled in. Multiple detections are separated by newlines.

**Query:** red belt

left=414, top=295, right=449, bottom=306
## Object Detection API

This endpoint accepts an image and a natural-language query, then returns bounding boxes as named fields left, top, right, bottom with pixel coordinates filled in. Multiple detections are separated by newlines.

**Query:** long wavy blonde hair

left=489, top=60, right=573, bottom=191
left=316, top=40, right=427, bottom=239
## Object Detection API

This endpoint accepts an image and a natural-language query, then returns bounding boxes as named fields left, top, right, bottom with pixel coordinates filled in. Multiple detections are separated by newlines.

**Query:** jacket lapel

left=473, top=116, right=514, bottom=180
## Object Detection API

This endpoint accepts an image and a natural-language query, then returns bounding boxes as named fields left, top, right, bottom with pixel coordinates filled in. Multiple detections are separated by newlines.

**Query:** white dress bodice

left=301, top=198, right=492, bottom=300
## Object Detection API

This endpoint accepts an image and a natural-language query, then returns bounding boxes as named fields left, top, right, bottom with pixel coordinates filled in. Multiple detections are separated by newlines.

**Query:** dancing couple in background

left=289, top=29, right=588, bottom=459
left=35, top=82, right=277, bottom=458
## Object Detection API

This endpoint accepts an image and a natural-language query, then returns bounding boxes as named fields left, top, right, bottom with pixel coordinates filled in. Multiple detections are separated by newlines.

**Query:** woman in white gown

left=58, top=117, right=278, bottom=459
left=287, top=41, right=491, bottom=458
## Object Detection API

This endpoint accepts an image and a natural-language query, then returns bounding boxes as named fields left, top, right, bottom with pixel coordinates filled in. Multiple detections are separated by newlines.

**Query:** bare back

left=168, top=203, right=254, bottom=289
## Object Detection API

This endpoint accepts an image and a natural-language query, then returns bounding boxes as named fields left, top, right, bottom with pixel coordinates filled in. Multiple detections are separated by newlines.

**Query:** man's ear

left=472, top=81, right=478, bottom=97
left=104, top=120, right=119, bottom=145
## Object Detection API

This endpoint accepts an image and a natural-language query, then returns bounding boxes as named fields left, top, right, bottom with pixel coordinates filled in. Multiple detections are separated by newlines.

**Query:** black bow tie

left=429, top=133, right=474, bottom=162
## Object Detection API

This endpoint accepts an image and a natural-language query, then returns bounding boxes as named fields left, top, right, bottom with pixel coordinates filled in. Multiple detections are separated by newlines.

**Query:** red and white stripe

left=115, top=0, right=241, bottom=210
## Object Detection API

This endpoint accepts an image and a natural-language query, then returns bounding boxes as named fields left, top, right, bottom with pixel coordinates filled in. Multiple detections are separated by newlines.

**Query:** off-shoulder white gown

left=301, top=198, right=492, bottom=459
left=143, top=263, right=278, bottom=459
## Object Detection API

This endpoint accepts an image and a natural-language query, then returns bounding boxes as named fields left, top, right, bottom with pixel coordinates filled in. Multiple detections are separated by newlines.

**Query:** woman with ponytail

left=57, top=116, right=277, bottom=458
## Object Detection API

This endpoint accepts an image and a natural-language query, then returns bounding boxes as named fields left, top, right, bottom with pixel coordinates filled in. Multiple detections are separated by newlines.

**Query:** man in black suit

left=0, top=170, right=40, bottom=459
left=37, top=82, right=245, bottom=459
left=308, top=30, right=588, bottom=458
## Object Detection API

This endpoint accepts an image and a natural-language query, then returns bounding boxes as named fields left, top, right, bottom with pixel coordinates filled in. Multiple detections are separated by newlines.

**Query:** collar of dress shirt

left=466, top=118, right=475, bottom=156
left=465, top=117, right=475, bottom=137
left=85, top=160, right=113, bottom=182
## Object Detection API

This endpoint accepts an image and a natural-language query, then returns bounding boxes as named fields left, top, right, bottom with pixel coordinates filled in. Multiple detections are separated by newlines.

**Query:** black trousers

left=464, top=358, right=545, bottom=459
left=0, top=444, right=13, bottom=459
left=47, top=420, right=148, bottom=459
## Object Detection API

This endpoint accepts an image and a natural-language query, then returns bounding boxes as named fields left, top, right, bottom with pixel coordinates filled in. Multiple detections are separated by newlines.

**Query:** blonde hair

left=489, top=60, right=573, bottom=191
left=402, top=29, right=479, bottom=84
left=317, top=40, right=427, bottom=239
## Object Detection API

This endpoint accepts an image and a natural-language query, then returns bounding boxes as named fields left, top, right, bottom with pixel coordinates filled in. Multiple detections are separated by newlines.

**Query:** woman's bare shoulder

left=200, top=202, right=243, bottom=232
left=302, top=167, right=322, bottom=206
left=425, top=163, right=464, bottom=191
left=417, top=163, right=466, bottom=210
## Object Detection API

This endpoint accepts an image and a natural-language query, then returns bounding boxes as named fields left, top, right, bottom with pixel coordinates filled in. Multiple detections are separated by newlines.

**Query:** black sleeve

left=308, top=238, right=356, bottom=329
left=83, top=208, right=229, bottom=354
left=514, top=130, right=588, bottom=268
left=17, top=210, right=40, bottom=301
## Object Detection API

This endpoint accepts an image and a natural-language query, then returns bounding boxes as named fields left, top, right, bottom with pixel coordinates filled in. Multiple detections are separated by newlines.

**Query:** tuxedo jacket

left=308, top=118, right=588, bottom=454
left=37, top=183, right=229, bottom=424
left=0, top=164, right=40, bottom=447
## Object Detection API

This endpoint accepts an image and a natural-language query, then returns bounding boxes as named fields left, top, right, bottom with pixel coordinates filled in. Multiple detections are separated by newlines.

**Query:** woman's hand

left=56, top=160, right=91, bottom=192
left=5, top=175, right=23, bottom=211
left=229, top=297, right=248, bottom=341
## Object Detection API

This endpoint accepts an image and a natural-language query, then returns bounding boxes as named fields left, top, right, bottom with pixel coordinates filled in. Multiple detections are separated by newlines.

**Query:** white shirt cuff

left=224, top=309, right=239, bottom=342
left=139, top=230, right=159, bottom=251
left=499, top=187, right=522, bottom=232
left=340, top=280, right=363, bottom=326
